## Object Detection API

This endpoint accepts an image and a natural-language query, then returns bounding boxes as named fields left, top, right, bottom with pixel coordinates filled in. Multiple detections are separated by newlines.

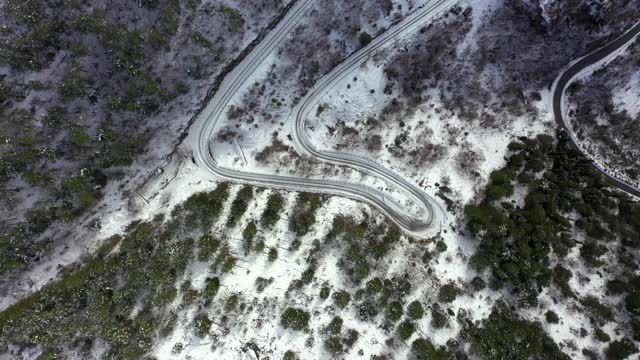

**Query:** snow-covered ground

left=612, top=69, right=640, bottom=119
left=3, top=1, right=640, bottom=359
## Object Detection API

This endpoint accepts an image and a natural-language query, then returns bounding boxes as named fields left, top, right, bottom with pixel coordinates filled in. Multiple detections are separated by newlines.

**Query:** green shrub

left=192, top=31, right=213, bottom=48
left=324, top=336, right=343, bottom=354
left=268, top=247, right=278, bottom=262
left=255, top=277, right=272, bottom=293
left=242, top=221, right=258, bottom=255
left=605, top=338, right=638, bottom=360
left=407, top=301, right=424, bottom=319
left=581, top=296, right=614, bottom=323
left=218, top=5, right=244, bottom=32
left=152, top=285, right=177, bottom=306
left=171, top=183, right=229, bottom=231
left=225, top=294, right=239, bottom=312
left=385, top=301, right=403, bottom=322
left=333, top=290, right=351, bottom=309
left=431, top=304, right=448, bottom=329
left=606, top=279, right=627, bottom=295
left=198, top=234, right=220, bottom=261
left=358, top=32, right=373, bottom=47
left=326, top=316, right=343, bottom=335
left=545, top=310, right=559, bottom=324
left=75, top=11, right=145, bottom=75
left=594, top=328, right=610, bottom=343
left=283, top=350, right=298, bottom=360
left=320, top=286, right=331, bottom=300
left=227, top=186, right=253, bottom=227
left=300, top=264, right=316, bottom=285
left=26, top=206, right=57, bottom=233
left=280, top=307, right=310, bottom=331
left=289, top=193, right=322, bottom=236
left=1, top=22, right=62, bottom=71
left=203, top=277, right=220, bottom=299
left=0, top=82, right=11, bottom=103
left=262, top=192, right=285, bottom=227
left=625, top=290, right=640, bottom=315
left=471, top=276, right=487, bottom=291
left=193, top=313, right=212, bottom=337
left=6, top=0, right=44, bottom=24
left=59, top=63, right=86, bottom=99
left=181, top=281, right=199, bottom=304
left=463, top=302, right=569, bottom=360
left=397, top=320, right=415, bottom=340
left=438, top=283, right=461, bottom=303
left=411, top=338, right=451, bottom=360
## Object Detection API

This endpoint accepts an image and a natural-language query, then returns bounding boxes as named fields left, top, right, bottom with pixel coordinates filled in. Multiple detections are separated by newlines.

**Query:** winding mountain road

left=187, top=0, right=455, bottom=237
left=551, top=21, right=640, bottom=198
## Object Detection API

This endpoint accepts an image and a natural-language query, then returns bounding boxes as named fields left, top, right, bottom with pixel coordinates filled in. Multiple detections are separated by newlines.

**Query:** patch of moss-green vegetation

left=218, top=5, right=244, bottom=33
left=465, top=133, right=640, bottom=306
left=462, top=302, right=569, bottom=360
left=191, top=31, right=214, bottom=49
left=0, top=19, right=62, bottom=71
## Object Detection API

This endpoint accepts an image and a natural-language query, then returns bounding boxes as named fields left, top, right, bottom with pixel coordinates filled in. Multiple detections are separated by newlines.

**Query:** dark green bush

left=289, top=193, right=322, bottom=236
left=545, top=310, right=559, bottom=324
left=333, top=290, right=351, bottom=309
left=242, top=221, right=258, bottom=255
left=411, top=338, right=451, bottom=360
left=605, top=338, right=638, bottom=360
left=471, top=276, right=487, bottom=291
left=280, top=308, right=310, bottom=331
left=463, top=302, right=569, bottom=360
left=431, top=304, right=448, bottom=329
left=407, top=300, right=424, bottom=319
left=397, top=320, right=415, bottom=340
left=203, top=277, right=220, bottom=299
left=385, top=301, right=403, bottom=322
left=438, top=283, right=461, bottom=303
left=326, top=316, right=343, bottom=335
left=262, top=192, right=286, bottom=227
left=320, top=286, right=331, bottom=300
left=227, top=186, right=253, bottom=227
left=324, top=336, right=343, bottom=354
left=359, top=32, right=373, bottom=47
left=193, top=313, right=212, bottom=337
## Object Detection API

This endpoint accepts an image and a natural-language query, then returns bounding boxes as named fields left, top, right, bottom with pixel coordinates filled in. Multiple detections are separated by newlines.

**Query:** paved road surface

left=551, top=21, right=640, bottom=198
left=188, top=0, right=455, bottom=237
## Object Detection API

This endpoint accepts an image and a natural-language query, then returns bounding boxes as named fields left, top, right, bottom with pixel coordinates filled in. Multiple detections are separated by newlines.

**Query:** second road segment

left=187, top=0, right=456, bottom=237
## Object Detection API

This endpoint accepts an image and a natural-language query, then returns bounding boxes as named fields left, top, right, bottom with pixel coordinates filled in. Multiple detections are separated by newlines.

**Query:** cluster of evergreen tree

left=465, top=133, right=640, bottom=305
